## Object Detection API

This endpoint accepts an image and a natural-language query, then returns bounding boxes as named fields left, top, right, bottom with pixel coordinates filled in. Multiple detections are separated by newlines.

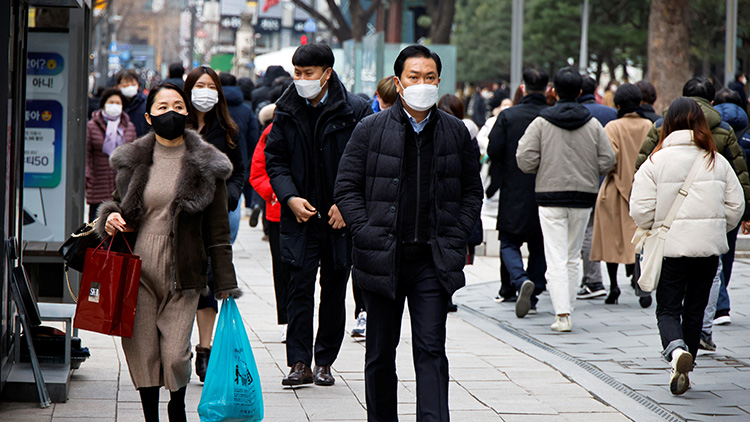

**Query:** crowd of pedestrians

left=83, top=41, right=750, bottom=421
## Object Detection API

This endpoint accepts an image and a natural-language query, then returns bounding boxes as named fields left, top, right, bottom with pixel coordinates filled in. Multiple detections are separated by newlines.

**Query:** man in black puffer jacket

left=335, top=45, right=483, bottom=421
left=265, top=44, right=371, bottom=388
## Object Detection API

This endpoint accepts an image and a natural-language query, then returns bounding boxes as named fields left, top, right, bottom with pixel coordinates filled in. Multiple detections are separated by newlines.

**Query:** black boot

left=195, top=346, right=211, bottom=382
left=168, top=386, right=187, bottom=422
left=139, top=386, right=160, bottom=422
left=605, top=263, right=620, bottom=305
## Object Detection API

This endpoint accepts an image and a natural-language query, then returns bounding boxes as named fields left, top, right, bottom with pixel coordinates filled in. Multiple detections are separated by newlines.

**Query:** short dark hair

left=735, top=70, right=745, bottom=81
left=145, top=83, right=190, bottom=115
left=292, top=43, right=335, bottom=69
left=682, top=77, right=715, bottom=102
left=613, top=83, right=642, bottom=109
left=168, top=63, right=184, bottom=79
left=237, top=77, right=255, bottom=101
left=116, top=68, right=139, bottom=85
left=394, top=45, right=442, bottom=79
left=219, top=72, right=237, bottom=86
left=553, top=67, right=583, bottom=100
left=523, top=68, right=549, bottom=92
left=99, top=87, right=126, bottom=109
left=714, top=87, right=743, bottom=107
left=580, top=76, right=597, bottom=96
left=635, top=80, right=657, bottom=105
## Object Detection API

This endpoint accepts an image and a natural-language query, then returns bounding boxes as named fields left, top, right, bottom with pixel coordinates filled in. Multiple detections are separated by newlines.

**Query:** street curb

left=454, top=295, right=686, bottom=422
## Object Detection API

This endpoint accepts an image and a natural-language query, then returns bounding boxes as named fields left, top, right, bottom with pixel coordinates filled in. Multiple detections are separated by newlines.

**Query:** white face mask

left=191, top=88, right=219, bottom=112
left=294, top=70, right=329, bottom=100
left=397, top=79, right=439, bottom=112
left=104, top=103, right=122, bottom=118
left=120, top=85, right=138, bottom=98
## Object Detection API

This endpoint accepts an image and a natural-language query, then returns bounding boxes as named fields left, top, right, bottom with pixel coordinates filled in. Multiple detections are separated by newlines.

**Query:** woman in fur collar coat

left=95, top=83, right=240, bottom=421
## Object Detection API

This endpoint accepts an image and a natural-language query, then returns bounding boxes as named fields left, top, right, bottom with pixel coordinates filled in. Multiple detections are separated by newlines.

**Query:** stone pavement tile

left=535, top=395, right=616, bottom=413
left=66, top=380, right=118, bottom=400
left=446, top=409, right=503, bottom=421
left=450, top=367, right=510, bottom=381
left=499, top=415, right=565, bottom=422
left=560, top=412, right=631, bottom=422
left=475, top=394, right=557, bottom=415
left=299, top=398, right=367, bottom=420
left=262, top=405, right=309, bottom=421
left=51, top=398, right=116, bottom=419
left=516, top=382, right=594, bottom=398
left=0, top=401, right=54, bottom=420
left=457, top=380, right=529, bottom=396
left=449, top=384, right=494, bottom=411
left=53, top=419, right=115, bottom=422
left=292, top=383, right=358, bottom=400
left=447, top=352, right=496, bottom=369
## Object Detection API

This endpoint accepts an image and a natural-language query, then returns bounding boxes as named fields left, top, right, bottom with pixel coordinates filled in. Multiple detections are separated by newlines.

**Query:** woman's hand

left=742, top=220, right=750, bottom=235
left=105, top=212, right=134, bottom=236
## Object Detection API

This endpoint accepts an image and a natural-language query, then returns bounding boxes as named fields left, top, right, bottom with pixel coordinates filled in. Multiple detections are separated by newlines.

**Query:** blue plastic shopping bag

left=198, top=297, right=264, bottom=422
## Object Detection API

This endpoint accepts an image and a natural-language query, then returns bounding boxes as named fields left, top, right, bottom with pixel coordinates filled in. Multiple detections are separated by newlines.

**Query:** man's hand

left=105, top=212, right=134, bottom=236
left=742, top=220, right=750, bottom=235
left=288, top=197, right=317, bottom=223
left=328, top=204, right=346, bottom=229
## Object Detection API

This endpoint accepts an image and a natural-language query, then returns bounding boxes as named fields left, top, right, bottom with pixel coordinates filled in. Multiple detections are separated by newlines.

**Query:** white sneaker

left=669, top=348, right=692, bottom=395
left=280, top=324, right=287, bottom=343
left=550, top=315, right=572, bottom=332
left=714, top=315, right=731, bottom=325
left=351, top=311, right=367, bottom=337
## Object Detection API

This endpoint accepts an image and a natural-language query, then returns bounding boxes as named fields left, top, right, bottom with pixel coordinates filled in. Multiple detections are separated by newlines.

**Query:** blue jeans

left=498, top=230, right=546, bottom=306
left=229, top=199, right=241, bottom=243
left=716, top=225, right=739, bottom=313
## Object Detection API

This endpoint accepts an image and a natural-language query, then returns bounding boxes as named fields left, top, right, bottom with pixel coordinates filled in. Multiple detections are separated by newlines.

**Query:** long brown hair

left=438, top=94, right=465, bottom=119
left=651, top=97, right=716, bottom=167
left=183, top=66, right=238, bottom=148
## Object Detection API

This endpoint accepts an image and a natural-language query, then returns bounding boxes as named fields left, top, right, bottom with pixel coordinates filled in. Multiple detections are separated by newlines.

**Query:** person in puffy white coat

left=630, top=97, right=744, bottom=396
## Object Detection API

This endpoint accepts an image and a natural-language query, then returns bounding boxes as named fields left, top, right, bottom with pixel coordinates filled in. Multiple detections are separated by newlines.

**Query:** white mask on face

left=397, top=79, right=439, bottom=112
left=294, top=69, right=329, bottom=100
left=191, top=88, right=219, bottom=112
left=120, top=85, right=138, bottom=98
left=104, top=103, right=122, bottom=118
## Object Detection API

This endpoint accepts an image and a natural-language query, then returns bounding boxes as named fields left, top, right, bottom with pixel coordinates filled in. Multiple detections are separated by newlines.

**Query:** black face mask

left=149, top=110, right=187, bottom=140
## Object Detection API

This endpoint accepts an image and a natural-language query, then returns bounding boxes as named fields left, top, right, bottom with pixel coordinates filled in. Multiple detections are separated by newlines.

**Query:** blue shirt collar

left=403, top=108, right=432, bottom=134
left=305, top=89, right=329, bottom=107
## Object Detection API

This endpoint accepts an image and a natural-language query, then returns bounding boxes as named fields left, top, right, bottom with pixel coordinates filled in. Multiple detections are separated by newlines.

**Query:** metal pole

left=189, top=4, right=196, bottom=69
left=510, top=0, right=523, bottom=93
left=725, top=0, right=738, bottom=86
left=579, top=0, right=589, bottom=74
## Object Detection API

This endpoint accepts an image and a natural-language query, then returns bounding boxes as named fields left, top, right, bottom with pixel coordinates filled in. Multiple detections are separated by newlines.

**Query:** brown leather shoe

left=282, top=362, right=313, bottom=386
left=313, top=365, right=335, bottom=386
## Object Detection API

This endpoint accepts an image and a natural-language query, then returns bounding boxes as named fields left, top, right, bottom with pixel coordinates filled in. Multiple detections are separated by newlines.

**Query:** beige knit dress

left=122, top=140, right=200, bottom=391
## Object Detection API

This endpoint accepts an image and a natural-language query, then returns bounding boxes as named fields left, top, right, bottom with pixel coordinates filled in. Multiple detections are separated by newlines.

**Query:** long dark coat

left=265, top=71, right=372, bottom=268
left=334, top=100, right=484, bottom=299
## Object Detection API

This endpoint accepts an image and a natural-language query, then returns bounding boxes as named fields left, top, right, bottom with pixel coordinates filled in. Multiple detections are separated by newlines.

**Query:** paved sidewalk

left=0, top=217, right=631, bottom=421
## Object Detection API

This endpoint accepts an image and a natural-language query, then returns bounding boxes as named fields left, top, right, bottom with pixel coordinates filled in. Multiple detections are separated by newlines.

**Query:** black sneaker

left=577, top=285, right=607, bottom=299
left=699, top=333, right=717, bottom=351
left=249, top=205, right=262, bottom=227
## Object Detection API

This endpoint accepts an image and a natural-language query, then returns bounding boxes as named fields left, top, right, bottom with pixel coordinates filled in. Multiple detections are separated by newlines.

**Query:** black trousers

left=268, top=222, right=290, bottom=325
left=88, top=203, right=101, bottom=223
left=363, top=246, right=449, bottom=422
left=352, top=284, right=366, bottom=318
left=285, top=219, right=350, bottom=367
left=656, top=256, right=718, bottom=361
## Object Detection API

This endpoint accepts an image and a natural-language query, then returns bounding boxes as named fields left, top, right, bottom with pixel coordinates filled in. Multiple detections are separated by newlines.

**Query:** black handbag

left=59, top=219, right=101, bottom=273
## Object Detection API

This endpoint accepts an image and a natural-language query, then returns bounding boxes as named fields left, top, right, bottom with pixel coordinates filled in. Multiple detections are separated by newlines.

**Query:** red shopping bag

left=73, top=233, right=141, bottom=337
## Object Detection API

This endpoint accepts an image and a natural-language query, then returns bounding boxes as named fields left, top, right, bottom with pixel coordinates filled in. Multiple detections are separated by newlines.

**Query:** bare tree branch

left=290, top=0, right=351, bottom=41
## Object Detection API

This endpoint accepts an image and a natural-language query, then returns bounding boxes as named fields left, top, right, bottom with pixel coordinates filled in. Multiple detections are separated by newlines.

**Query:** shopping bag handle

left=94, top=230, right=134, bottom=256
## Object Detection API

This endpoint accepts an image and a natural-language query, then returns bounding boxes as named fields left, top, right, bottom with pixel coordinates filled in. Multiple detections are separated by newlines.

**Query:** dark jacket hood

left=540, top=99, right=593, bottom=130
left=520, top=93, right=548, bottom=106
left=263, top=65, right=289, bottom=87
left=223, top=86, right=244, bottom=106
left=577, top=93, right=597, bottom=104
left=715, top=102, right=749, bottom=133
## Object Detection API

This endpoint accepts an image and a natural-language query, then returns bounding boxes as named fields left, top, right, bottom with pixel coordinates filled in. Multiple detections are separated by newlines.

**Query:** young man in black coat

left=334, top=45, right=483, bottom=421
left=264, top=43, right=371, bottom=387
left=487, top=68, right=550, bottom=319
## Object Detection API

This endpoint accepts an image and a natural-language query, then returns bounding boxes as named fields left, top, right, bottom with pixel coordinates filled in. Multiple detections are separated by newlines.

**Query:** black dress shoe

left=195, top=346, right=210, bottom=382
left=282, top=362, right=314, bottom=386
left=313, top=365, right=335, bottom=386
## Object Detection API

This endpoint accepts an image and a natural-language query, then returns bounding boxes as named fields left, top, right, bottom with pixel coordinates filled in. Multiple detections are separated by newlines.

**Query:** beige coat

left=591, top=114, right=652, bottom=263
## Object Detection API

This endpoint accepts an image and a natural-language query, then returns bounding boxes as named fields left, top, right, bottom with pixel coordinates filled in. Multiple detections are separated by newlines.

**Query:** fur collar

left=109, top=129, right=232, bottom=227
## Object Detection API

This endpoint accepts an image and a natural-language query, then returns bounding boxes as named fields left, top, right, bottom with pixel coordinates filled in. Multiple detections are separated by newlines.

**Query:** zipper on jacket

left=414, top=132, right=422, bottom=243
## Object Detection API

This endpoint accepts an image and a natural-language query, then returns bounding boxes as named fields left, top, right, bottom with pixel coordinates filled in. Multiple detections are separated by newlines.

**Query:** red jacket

left=86, top=110, right=137, bottom=204
left=250, top=124, right=280, bottom=222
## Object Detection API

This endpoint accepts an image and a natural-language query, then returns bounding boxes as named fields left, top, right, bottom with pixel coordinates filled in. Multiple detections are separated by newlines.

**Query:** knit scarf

left=101, top=111, right=124, bottom=156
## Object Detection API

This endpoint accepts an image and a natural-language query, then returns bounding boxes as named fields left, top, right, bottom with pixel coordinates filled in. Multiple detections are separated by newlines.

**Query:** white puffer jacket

left=630, top=130, right=744, bottom=258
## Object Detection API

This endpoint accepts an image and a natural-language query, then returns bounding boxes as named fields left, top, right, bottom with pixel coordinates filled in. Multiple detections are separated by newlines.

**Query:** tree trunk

left=647, top=0, right=689, bottom=113
left=425, top=0, right=456, bottom=44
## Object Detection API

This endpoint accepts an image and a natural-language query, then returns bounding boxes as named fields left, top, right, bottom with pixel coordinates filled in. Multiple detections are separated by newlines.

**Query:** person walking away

left=219, top=73, right=262, bottom=228
left=183, top=66, right=245, bottom=382
left=250, top=104, right=290, bottom=342
left=164, top=63, right=185, bottom=89
left=86, top=88, right=137, bottom=222
left=728, top=71, right=749, bottom=115
left=96, top=83, right=241, bottom=421
left=334, top=44, right=483, bottom=421
left=630, top=97, right=744, bottom=395
left=636, top=80, right=661, bottom=123
left=590, top=83, right=652, bottom=304
left=636, top=77, right=750, bottom=327
left=116, top=69, right=149, bottom=137
left=265, top=43, right=372, bottom=386
left=517, top=67, right=615, bottom=332
left=487, top=67, right=550, bottom=319
left=576, top=76, right=617, bottom=300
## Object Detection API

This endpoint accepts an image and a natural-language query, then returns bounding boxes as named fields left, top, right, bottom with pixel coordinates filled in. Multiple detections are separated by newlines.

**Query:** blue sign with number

left=24, top=100, right=63, bottom=188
